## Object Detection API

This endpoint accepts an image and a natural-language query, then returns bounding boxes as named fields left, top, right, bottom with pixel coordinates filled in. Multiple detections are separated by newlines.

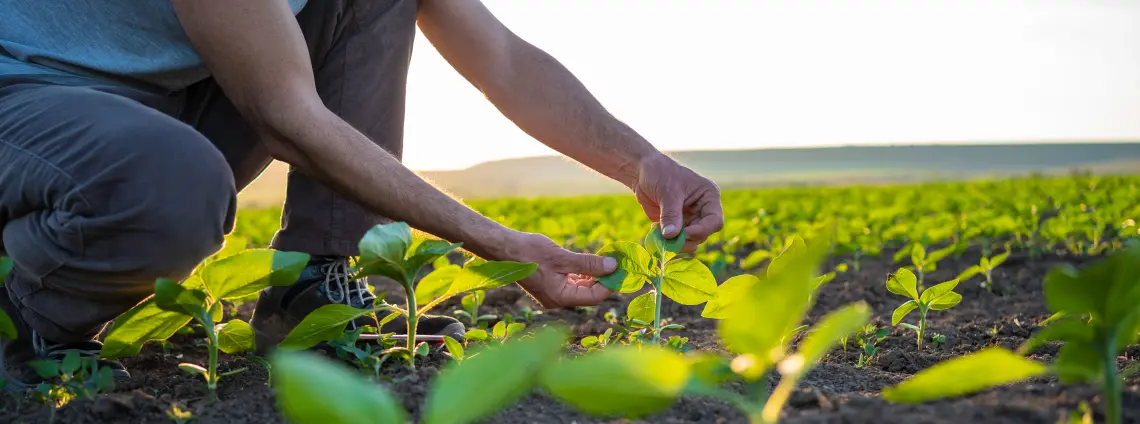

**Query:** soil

left=2, top=248, right=1137, bottom=424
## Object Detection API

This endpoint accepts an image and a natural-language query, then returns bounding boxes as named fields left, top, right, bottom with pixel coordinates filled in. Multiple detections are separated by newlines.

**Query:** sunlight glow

left=402, top=0, right=1140, bottom=171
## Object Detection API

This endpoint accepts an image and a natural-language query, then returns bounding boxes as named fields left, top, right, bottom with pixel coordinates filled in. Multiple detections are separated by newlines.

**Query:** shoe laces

left=320, top=257, right=377, bottom=310
left=31, top=331, right=100, bottom=361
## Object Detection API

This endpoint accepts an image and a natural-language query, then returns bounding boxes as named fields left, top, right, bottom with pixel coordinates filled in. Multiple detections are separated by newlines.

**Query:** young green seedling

left=596, top=224, right=716, bottom=344
left=904, top=244, right=954, bottom=291
left=270, top=325, right=570, bottom=424
left=99, top=248, right=309, bottom=401
left=464, top=320, right=526, bottom=345
left=27, top=350, right=115, bottom=407
left=276, top=222, right=537, bottom=370
left=886, top=268, right=962, bottom=351
left=882, top=244, right=1140, bottom=424
left=854, top=325, right=889, bottom=370
left=116, top=252, right=301, bottom=395
left=955, top=251, right=1010, bottom=293
left=543, top=236, right=871, bottom=424
left=452, top=290, right=497, bottom=330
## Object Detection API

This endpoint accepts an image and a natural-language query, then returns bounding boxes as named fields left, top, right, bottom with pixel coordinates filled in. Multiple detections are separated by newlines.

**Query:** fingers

left=557, top=252, right=618, bottom=277
left=659, top=191, right=686, bottom=239
left=556, top=282, right=613, bottom=308
left=683, top=194, right=725, bottom=244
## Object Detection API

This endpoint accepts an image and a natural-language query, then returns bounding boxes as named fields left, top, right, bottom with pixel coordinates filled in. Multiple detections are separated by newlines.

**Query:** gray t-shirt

left=0, top=0, right=308, bottom=93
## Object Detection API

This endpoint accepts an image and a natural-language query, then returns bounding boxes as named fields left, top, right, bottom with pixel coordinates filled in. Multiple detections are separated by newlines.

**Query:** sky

left=402, top=0, right=1140, bottom=171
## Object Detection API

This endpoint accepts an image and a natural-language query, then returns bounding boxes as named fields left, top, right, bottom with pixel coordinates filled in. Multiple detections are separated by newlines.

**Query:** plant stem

left=760, top=375, right=797, bottom=423
left=1102, top=340, right=1121, bottom=424
left=652, top=255, right=666, bottom=344
left=404, top=281, right=418, bottom=370
left=205, top=322, right=219, bottom=402
left=917, top=308, right=927, bottom=352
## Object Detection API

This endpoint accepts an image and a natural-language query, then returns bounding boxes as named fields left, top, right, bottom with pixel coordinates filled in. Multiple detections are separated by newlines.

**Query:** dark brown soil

left=2, top=249, right=1137, bottom=424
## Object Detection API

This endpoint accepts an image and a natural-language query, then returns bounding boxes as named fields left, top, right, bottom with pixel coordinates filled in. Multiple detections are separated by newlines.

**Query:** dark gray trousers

left=0, top=0, right=418, bottom=343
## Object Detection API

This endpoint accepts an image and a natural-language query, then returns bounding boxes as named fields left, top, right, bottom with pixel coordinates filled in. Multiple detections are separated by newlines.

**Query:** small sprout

left=27, top=351, right=115, bottom=407
left=453, top=291, right=497, bottom=330
left=929, top=332, right=947, bottom=348
left=887, top=268, right=962, bottom=351
left=166, top=403, right=195, bottom=424
left=955, top=250, right=1010, bottom=293
left=855, top=325, right=889, bottom=370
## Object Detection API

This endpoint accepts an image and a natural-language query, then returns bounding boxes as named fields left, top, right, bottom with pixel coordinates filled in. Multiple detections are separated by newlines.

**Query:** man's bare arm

left=418, top=1, right=724, bottom=247
left=417, top=0, right=659, bottom=189
left=169, top=0, right=515, bottom=260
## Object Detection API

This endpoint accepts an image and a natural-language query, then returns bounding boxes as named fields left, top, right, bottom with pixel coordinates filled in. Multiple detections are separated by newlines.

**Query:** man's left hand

left=630, top=153, right=725, bottom=253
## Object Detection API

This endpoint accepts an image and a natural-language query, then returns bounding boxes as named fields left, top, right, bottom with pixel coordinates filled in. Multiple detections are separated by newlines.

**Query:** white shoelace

left=321, top=258, right=377, bottom=309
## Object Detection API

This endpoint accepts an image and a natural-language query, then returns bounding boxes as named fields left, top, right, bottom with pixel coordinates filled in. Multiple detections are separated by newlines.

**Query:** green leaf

left=279, top=304, right=381, bottom=351
left=29, top=361, right=59, bottom=379
left=541, top=345, right=690, bottom=418
left=415, top=341, right=430, bottom=357
left=506, top=323, right=526, bottom=338
left=892, top=244, right=913, bottom=263
left=202, top=249, right=310, bottom=301
left=661, top=258, right=717, bottom=305
left=627, top=291, right=656, bottom=324
left=101, top=298, right=194, bottom=359
left=580, top=336, right=599, bottom=348
left=767, top=236, right=808, bottom=277
left=701, top=274, right=757, bottom=319
left=919, top=279, right=960, bottom=304
left=447, top=261, right=538, bottom=296
left=209, top=234, right=248, bottom=262
left=1104, top=245, right=1140, bottom=325
left=882, top=347, right=1046, bottom=403
left=739, top=250, right=771, bottom=270
left=492, top=321, right=507, bottom=339
left=911, top=244, right=926, bottom=266
left=216, top=320, right=257, bottom=354
left=406, top=239, right=462, bottom=279
left=465, top=329, right=488, bottom=341
left=154, top=278, right=207, bottom=318
left=357, top=222, right=413, bottom=282
left=595, top=242, right=652, bottom=292
left=928, top=292, right=962, bottom=310
left=718, top=236, right=830, bottom=365
left=644, top=223, right=686, bottom=258
left=415, top=264, right=461, bottom=304
left=61, top=351, right=81, bottom=375
left=1017, top=316, right=1092, bottom=354
left=0, top=256, right=13, bottom=286
left=0, top=308, right=17, bottom=340
left=1044, top=264, right=1100, bottom=318
left=443, top=336, right=465, bottom=361
left=1055, top=340, right=1103, bottom=384
left=812, top=272, right=837, bottom=289
left=423, top=326, right=568, bottom=424
left=886, top=268, right=919, bottom=301
left=990, top=251, right=1011, bottom=267
left=272, top=350, right=408, bottom=424
left=928, top=245, right=954, bottom=264
left=955, top=265, right=981, bottom=282
left=892, top=300, right=918, bottom=326
left=179, top=363, right=208, bottom=377
left=788, top=302, right=871, bottom=376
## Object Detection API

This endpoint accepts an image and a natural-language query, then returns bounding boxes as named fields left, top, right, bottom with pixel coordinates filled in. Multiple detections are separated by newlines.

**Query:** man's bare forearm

left=170, top=0, right=516, bottom=261
left=259, top=104, right=516, bottom=260
left=482, top=39, right=662, bottom=189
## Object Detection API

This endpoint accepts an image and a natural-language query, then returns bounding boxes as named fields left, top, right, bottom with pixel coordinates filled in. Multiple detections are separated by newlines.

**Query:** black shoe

left=0, top=277, right=129, bottom=391
left=249, top=256, right=465, bottom=353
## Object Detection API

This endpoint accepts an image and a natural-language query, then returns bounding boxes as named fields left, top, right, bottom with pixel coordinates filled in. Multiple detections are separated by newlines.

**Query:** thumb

left=659, top=191, right=685, bottom=239
left=561, top=252, right=618, bottom=276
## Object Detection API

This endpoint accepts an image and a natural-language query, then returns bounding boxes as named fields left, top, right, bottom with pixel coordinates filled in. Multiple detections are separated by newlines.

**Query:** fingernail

left=603, top=257, right=618, bottom=272
left=662, top=224, right=678, bottom=235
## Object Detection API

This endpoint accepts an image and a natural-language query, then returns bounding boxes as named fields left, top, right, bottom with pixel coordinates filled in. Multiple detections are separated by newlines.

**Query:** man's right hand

left=497, top=231, right=617, bottom=308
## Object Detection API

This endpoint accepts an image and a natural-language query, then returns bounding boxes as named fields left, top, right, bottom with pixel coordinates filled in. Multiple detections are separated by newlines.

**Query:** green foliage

left=541, top=345, right=691, bottom=418
left=102, top=249, right=310, bottom=400
left=887, top=268, right=962, bottom=351
left=28, top=350, right=115, bottom=407
left=271, top=349, right=408, bottom=424
left=884, top=245, right=1140, bottom=424
left=451, top=290, right=497, bottom=330
left=0, top=256, right=13, bottom=286
left=956, top=250, right=1011, bottom=293
left=882, top=347, right=1047, bottom=403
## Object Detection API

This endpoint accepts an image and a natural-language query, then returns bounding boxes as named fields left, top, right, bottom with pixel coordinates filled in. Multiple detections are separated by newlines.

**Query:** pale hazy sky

left=402, top=0, right=1140, bottom=171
